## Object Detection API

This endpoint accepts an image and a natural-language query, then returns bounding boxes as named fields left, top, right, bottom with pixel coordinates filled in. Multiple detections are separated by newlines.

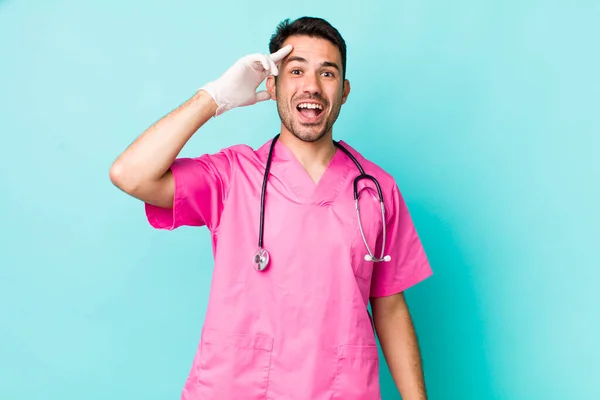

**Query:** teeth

left=298, top=103, right=323, bottom=110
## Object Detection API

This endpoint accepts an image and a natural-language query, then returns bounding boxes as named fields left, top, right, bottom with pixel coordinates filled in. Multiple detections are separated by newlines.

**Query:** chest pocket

left=349, top=185, right=385, bottom=281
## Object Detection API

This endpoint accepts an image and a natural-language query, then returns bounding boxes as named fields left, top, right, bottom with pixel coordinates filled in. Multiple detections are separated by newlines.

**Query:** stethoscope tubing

left=254, top=134, right=389, bottom=270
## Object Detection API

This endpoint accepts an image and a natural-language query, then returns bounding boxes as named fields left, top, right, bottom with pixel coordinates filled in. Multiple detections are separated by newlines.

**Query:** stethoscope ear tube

left=353, top=174, right=384, bottom=202
left=355, top=194, right=390, bottom=263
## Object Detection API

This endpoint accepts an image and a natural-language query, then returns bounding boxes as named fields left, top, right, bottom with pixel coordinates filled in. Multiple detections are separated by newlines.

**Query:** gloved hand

left=199, top=44, right=293, bottom=117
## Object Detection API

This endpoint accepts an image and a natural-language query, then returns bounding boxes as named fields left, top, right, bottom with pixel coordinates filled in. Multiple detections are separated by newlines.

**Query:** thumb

left=255, top=90, right=271, bottom=102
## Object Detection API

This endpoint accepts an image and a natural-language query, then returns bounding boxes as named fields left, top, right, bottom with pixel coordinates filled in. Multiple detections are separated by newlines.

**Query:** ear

left=341, top=79, right=351, bottom=104
left=266, top=76, right=277, bottom=100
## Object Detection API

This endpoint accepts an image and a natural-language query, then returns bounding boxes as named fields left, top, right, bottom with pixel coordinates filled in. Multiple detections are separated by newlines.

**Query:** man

left=110, top=16, right=432, bottom=400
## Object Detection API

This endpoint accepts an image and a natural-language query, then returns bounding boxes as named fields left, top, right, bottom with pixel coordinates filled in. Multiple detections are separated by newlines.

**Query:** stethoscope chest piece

left=253, top=248, right=270, bottom=271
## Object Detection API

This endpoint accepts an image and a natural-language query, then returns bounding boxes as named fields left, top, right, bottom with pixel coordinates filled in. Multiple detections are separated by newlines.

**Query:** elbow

left=109, top=160, right=138, bottom=194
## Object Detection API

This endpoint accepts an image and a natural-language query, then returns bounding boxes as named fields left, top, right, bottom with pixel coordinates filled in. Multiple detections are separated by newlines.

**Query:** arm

left=109, top=45, right=294, bottom=208
left=109, top=91, right=217, bottom=208
left=371, top=292, right=428, bottom=400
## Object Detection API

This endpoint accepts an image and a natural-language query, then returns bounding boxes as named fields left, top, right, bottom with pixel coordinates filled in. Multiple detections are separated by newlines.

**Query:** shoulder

left=336, top=140, right=398, bottom=189
left=201, top=141, right=269, bottom=166
left=336, top=140, right=407, bottom=222
left=211, top=143, right=256, bottom=159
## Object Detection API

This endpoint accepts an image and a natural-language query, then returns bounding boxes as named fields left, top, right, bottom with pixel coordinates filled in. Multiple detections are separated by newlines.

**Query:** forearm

left=110, top=89, right=217, bottom=191
left=373, top=300, right=427, bottom=400
left=110, top=43, right=293, bottom=194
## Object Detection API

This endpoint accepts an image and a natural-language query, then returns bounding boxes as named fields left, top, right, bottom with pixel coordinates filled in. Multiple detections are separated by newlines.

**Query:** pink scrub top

left=145, top=138, right=432, bottom=400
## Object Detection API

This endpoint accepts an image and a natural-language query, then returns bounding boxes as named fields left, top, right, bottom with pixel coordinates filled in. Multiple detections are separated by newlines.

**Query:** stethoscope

left=253, top=134, right=391, bottom=271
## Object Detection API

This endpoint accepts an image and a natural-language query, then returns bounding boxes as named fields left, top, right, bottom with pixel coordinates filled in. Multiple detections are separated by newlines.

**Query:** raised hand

left=200, top=44, right=293, bottom=116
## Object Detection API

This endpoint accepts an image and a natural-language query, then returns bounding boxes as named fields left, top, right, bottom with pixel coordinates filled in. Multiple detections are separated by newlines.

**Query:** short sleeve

left=370, top=183, right=433, bottom=297
left=144, top=149, right=234, bottom=232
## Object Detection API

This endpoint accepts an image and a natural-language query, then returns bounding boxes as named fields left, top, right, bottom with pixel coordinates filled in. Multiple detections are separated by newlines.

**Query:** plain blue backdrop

left=1, top=0, right=598, bottom=399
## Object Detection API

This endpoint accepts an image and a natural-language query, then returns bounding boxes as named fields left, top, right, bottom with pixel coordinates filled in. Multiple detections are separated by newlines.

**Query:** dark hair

left=269, top=16, right=347, bottom=79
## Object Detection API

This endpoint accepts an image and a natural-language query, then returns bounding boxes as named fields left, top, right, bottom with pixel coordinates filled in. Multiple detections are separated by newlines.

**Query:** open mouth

left=296, top=102, right=324, bottom=123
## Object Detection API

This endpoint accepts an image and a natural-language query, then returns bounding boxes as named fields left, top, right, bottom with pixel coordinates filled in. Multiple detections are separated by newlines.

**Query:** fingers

left=252, top=54, right=271, bottom=73
left=250, top=54, right=281, bottom=76
left=255, top=90, right=271, bottom=102
left=269, top=44, right=293, bottom=63
left=246, top=44, right=293, bottom=77
left=267, top=56, right=279, bottom=76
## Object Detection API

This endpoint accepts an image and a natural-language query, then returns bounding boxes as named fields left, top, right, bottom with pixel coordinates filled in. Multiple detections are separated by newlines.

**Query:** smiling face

left=267, top=35, right=351, bottom=143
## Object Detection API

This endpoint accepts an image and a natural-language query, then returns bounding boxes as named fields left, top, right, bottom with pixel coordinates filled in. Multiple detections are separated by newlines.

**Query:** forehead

left=281, top=35, right=342, bottom=65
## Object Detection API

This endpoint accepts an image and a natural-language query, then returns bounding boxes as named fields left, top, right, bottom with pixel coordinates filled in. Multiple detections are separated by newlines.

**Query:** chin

left=291, top=127, right=328, bottom=143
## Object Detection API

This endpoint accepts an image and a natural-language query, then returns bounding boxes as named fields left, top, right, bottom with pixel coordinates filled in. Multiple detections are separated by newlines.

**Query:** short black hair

left=269, top=16, right=347, bottom=79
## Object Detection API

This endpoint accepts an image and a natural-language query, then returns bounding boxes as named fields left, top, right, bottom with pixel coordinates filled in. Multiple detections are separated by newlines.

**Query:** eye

left=322, top=71, right=335, bottom=78
left=291, top=69, right=302, bottom=75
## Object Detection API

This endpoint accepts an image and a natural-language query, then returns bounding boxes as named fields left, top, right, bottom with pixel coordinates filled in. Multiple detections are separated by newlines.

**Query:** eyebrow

left=286, top=56, right=341, bottom=72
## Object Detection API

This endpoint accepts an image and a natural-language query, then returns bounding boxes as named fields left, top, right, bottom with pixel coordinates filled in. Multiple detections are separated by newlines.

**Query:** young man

left=110, top=16, right=432, bottom=400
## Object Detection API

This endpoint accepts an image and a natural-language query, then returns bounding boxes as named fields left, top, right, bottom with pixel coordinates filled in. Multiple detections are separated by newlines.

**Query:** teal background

left=1, top=0, right=598, bottom=399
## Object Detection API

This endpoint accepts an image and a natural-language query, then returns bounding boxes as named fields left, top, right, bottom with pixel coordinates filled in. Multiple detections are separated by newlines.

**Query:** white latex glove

left=199, top=44, right=293, bottom=116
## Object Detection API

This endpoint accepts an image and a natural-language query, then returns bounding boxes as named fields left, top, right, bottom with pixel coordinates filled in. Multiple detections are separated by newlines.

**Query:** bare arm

left=371, top=292, right=428, bottom=400
left=109, top=90, right=217, bottom=208
left=109, top=45, right=293, bottom=209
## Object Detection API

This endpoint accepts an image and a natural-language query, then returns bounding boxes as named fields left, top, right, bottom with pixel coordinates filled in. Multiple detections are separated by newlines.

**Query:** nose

left=301, top=71, right=322, bottom=96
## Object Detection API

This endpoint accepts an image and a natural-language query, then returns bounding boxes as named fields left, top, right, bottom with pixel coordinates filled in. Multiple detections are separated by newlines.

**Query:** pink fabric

left=145, top=138, right=433, bottom=400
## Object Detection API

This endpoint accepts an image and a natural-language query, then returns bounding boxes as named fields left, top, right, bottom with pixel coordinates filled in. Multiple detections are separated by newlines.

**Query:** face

left=267, top=35, right=350, bottom=143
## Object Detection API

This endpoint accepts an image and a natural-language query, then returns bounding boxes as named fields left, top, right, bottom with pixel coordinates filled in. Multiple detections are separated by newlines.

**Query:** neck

left=278, top=129, right=337, bottom=170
